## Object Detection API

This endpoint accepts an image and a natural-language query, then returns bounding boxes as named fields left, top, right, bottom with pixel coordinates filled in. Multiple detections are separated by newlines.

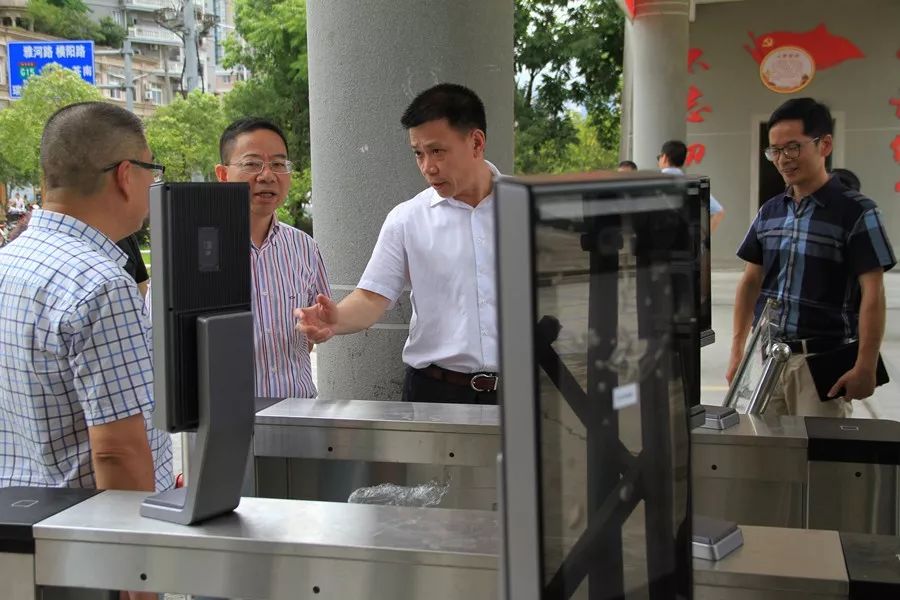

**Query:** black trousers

left=401, top=367, right=498, bottom=405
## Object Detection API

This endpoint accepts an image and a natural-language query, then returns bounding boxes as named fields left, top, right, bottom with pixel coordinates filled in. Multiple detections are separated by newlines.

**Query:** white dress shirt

left=358, top=161, right=500, bottom=373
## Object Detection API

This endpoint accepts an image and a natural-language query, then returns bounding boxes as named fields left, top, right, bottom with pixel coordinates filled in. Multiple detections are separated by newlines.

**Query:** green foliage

left=531, top=111, right=618, bottom=174
left=144, top=89, right=228, bottom=182
left=222, top=0, right=309, bottom=161
left=514, top=0, right=624, bottom=174
left=222, top=0, right=311, bottom=231
left=26, top=0, right=127, bottom=48
left=96, top=16, right=127, bottom=48
left=275, top=167, right=312, bottom=235
left=0, top=64, right=102, bottom=186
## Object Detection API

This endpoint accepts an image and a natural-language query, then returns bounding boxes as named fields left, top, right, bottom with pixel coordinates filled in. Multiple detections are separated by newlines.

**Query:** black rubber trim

left=0, top=487, right=99, bottom=554
left=840, top=532, right=900, bottom=598
left=805, top=417, right=900, bottom=465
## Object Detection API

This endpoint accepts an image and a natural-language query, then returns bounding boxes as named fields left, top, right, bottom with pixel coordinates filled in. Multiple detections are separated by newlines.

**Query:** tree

left=530, top=111, right=618, bottom=174
left=0, top=64, right=102, bottom=186
left=222, top=0, right=312, bottom=232
left=26, top=0, right=127, bottom=48
left=514, top=0, right=624, bottom=174
left=144, top=89, right=228, bottom=182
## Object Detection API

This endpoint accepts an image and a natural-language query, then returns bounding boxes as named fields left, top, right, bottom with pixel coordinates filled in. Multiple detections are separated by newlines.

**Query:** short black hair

left=401, top=83, right=487, bottom=136
left=41, top=102, right=146, bottom=196
left=767, top=97, right=833, bottom=139
left=617, top=160, right=638, bottom=170
left=830, top=167, right=861, bottom=192
left=660, top=140, right=688, bottom=167
left=219, top=117, right=289, bottom=163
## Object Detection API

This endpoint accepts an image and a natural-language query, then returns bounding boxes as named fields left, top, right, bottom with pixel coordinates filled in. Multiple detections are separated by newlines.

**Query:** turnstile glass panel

left=498, top=173, right=693, bottom=600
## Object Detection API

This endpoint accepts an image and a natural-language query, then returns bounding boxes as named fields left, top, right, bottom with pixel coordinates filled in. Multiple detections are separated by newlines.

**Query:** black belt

left=780, top=338, right=851, bottom=355
left=417, top=365, right=499, bottom=392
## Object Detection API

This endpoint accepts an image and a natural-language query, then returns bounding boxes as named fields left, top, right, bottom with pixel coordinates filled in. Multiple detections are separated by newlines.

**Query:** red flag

left=895, top=182, right=900, bottom=193
left=892, top=135, right=900, bottom=163
left=891, top=98, right=900, bottom=119
left=744, top=24, right=864, bottom=70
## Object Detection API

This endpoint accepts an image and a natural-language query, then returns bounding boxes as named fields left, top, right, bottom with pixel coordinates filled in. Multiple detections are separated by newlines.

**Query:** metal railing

left=723, top=299, right=792, bottom=415
left=128, top=25, right=181, bottom=45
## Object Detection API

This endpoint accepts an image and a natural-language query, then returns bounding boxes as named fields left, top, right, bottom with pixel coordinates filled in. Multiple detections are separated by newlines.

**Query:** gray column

left=307, top=0, right=515, bottom=401
left=631, top=0, right=690, bottom=168
left=619, top=18, right=634, bottom=162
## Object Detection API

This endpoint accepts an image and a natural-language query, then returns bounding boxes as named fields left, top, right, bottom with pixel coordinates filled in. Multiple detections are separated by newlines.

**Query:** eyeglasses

left=227, top=159, right=293, bottom=175
left=764, top=137, right=820, bottom=162
left=103, top=159, right=165, bottom=183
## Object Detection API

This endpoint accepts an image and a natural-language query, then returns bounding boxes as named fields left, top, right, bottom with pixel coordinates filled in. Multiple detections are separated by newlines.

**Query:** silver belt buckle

left=470, top=373, right=498, bottom=392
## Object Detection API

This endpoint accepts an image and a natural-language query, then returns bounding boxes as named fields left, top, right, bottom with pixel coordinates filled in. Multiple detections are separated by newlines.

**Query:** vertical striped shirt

left=252, top=218, right=331, bottom=398
left=737, top=176, right=896, bottom=340
left=0, top=210, right=173, bottom=491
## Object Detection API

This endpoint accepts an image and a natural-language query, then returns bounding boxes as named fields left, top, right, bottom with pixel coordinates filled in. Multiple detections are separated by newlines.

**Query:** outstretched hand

left=294, top=294, right=339, bottom=344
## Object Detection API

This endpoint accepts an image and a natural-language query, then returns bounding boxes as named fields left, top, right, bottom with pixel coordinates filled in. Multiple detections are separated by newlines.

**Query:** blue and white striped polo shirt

left=0, top=210, right=172, bottom=490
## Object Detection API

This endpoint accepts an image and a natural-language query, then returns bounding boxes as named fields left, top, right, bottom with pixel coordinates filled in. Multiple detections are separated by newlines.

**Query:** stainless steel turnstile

left=252, top=399, right=900, bottom=534
left=20, top=490, right=899, bottom=599
left=33, top=491, right=499, bottom=600
left=693, top=413, right=900, bottom=534
left=252, top=398, right=500, bottom=510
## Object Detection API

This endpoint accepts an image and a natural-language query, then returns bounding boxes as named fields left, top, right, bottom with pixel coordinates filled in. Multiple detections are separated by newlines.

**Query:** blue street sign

left=7, top=40, right=95, bottom=100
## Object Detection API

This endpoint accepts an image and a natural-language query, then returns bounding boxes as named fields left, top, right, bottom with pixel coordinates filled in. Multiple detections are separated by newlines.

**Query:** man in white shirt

left=658, top=139, right=725, bottom=232
left=296, top=83, right=499, bottom=404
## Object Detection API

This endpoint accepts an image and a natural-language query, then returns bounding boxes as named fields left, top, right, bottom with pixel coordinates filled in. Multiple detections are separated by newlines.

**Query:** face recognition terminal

left=140, top=182, right=255, bottom=525
left=496, top=172, right=694, bottom=600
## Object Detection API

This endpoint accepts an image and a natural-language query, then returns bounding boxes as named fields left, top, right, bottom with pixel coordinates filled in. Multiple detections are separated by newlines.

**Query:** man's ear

left=214, top=164, right=229, bottom=182
left=111, top=160, right=132, bottom=198
left=820, top=134, right=834, bottom=158
left=471, top=129, right=486, bottom=158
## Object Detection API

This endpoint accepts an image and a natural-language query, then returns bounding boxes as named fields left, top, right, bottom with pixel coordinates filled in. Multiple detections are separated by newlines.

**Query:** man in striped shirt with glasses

left=215, top=118, right=331, bottom=399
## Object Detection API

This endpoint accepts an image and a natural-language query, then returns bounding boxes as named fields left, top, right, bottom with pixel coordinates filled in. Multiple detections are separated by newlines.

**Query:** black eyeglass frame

left=103, top=159, right=166, bottom=182
left=763, top=137, right=821, bottom=162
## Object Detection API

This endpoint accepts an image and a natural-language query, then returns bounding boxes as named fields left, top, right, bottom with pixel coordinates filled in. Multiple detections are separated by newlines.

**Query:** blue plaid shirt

left=738, top=176, right=896, bottom=340
left=0, top=210, right=172, bottom=490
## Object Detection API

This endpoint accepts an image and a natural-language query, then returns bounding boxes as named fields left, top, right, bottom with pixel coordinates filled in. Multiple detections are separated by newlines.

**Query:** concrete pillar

left=631, top=0, right=690, bottom=168
left=307, top=0, right=515, bottom=401
left=619, top=19, right=634, bottom=162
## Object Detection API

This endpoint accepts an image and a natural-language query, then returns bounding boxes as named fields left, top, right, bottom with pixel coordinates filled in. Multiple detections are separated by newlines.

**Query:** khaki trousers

left=765, top=354, right=853, bottom=418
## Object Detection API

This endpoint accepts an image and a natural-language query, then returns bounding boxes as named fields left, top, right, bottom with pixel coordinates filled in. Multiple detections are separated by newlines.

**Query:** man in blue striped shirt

left=728, top=98, right=896, bottom=417
left=0, top=102, right=172, bottom=492
left=215, top=118, right=331, bottom=399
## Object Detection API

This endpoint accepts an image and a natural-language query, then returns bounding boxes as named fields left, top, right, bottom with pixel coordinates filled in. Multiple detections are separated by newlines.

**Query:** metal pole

left=183, top=0, right=199, bottom=92
left=722, top=324, right=762, bottom=409
left=722, top=298, right=781, bottom=408
left=746, top=342, right=791, bottom=415
left=123, top=39, right=133, bottom=113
